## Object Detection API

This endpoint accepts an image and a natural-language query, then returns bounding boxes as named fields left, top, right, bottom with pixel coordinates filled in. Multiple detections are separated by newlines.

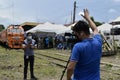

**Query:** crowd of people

left=29, top=33, right=77, bottom=50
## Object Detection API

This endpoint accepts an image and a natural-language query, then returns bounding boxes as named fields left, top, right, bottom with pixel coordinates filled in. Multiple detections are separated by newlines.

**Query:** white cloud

left=113, top=0, right=120, bottom=2
left=0, top=13, right=12, bottom=19
left=0, top=0, right=13, bottom=9
left=108, top=9, right=117, bottom=13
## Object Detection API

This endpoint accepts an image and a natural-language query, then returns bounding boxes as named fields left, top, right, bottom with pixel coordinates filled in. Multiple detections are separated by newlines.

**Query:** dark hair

left=72, top=20, right=90, bottom=35
left=26, top=32, right=32, bottom=36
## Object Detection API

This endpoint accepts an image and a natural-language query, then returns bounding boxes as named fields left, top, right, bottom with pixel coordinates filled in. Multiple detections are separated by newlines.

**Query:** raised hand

left=81, top=9, right=90, bottom=21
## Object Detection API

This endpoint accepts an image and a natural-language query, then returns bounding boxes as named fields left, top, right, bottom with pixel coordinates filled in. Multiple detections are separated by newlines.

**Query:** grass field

left=0, top=46, right=120, bottom=80
left=0, top=47, right=70, bottom=80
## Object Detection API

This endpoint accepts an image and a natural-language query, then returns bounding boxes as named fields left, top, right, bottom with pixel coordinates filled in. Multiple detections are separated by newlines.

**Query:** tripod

left=60, top=56, right=71, bottom=80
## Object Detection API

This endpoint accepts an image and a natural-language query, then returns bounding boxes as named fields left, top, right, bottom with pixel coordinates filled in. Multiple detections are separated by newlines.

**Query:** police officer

left=22, top=32, right=37, bottom=80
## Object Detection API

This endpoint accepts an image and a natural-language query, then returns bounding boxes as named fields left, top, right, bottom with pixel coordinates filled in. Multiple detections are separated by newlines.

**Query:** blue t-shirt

left=45, top=37, right=49, bottom=45
left=70, top=34, right=102, bottom=80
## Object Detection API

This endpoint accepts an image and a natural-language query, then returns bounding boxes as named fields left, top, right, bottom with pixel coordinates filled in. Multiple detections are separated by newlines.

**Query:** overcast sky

left=0, top=0, right=120, bottom=27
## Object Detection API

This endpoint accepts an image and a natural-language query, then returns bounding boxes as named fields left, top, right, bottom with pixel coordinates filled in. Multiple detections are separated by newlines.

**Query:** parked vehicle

left=0, top=25, right=24, bottom=48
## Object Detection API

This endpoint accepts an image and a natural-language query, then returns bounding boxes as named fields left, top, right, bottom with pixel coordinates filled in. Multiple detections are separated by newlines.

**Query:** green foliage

left=0, top=24, right=5, bottom=31
left=91, top=16, right=95, bottom=22
left=90, top=17, right=103, bottom=27
left=95, top=21, right=103, bottom=26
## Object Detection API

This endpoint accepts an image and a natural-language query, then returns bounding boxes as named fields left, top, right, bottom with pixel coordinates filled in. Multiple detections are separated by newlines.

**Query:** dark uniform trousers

left=24, top=55, right=34, bottom=79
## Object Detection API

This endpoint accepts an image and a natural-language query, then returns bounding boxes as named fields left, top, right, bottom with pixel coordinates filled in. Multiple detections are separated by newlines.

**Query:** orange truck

left=0, top=25, right=24, bottom=48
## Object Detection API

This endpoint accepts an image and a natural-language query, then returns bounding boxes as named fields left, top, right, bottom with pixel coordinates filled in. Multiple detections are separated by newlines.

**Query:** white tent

left=57, top=26, right=72, bottom=34
left=97, top=23, right=112, bottom=32
left=110, top=16, right=120, bottom=25
left=26, top=22, right=67, bottom=34
left=26, top=22, right=54, bottom=33
left=54, top=23, right=113, bottom=34
left=112, top=16, right=120, bottom=22
left=57, top=22, right=78, bottom=34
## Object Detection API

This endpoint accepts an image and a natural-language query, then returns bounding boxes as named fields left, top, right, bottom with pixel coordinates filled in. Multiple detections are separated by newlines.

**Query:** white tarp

left=97, top=23, right=112, bottom=32
left=57, top=23, right=77, bottom=34
left=26, top=22, right=67, bottom=34
left=112, top=16, right=120, bottom=22
left=57, top=26, right=72, bottom=34
left=110, top=16, right=120, bottom=25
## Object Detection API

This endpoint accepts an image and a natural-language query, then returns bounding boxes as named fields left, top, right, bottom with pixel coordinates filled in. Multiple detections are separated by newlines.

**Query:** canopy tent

left=110, top=16, right=120, bottom=25
left=113, top=16, right=120, bottom=22
left=97, top=23, right=112, bottom=32
left=57, top=26, right=72, bottom=34
left=57, top=22, right=77, bottom=34
left=26, top=22, right=54, bottom=33
left=26, top=22, right=67, bottom=34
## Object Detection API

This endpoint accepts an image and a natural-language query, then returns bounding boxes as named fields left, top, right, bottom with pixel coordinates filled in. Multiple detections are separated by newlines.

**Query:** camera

left=64, top=32, right=80, bottom=49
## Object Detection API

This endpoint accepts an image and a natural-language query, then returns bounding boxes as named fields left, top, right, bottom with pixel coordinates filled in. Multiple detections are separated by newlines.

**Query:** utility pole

left=73, top=1, right=76, bottom=24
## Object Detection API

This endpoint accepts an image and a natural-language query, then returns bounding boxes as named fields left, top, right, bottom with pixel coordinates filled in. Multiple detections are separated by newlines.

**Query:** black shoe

left=31, top=76, right=37, bottom=80
left=23, top=78, right=27, bottom=80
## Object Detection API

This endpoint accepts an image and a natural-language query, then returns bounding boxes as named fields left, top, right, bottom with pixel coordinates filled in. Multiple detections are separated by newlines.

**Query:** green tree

left=90, top=17, right=103, bottom=27
left=0, top=24, right=5, bottom=31
left=95, top=21, right=103, bottom=26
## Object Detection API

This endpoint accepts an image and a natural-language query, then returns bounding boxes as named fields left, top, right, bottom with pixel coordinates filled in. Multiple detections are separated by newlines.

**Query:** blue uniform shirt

left=70, top=34, right=102, bottom=80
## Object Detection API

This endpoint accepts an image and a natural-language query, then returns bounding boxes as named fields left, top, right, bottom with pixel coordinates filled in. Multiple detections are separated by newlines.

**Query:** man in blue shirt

left=67, top=9, right=102, bottom=80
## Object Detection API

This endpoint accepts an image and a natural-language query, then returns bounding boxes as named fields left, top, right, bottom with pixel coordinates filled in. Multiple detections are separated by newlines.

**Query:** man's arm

left=31, top=40, right=37, bottom=49
left=67, top=61, right=76, bottom=80
left=22, top=40, right=32, bottom=49
left=22, top=43, right=31, bottom=50
left=81, top=9, right=99, bottom=35
left=31, top=44, right=37, bottom=49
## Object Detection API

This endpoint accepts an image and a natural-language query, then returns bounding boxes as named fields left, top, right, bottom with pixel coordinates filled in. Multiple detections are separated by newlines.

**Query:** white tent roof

left=26, top=22, right=67, bottom=34
left=112, top=16, right=120, bottom=22
left=110, top=16, right=120, bottom=25
left=97, top=23, right=112, bottom=32
left=57, top=26, right=72, bottom=34
left=113, top=25, right=120, bottom=28
left=56, top=22, right=78, bottom=34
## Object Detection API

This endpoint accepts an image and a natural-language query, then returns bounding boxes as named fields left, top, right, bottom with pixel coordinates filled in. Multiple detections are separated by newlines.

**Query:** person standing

left=22, top=32, right=37, bottom=80
left=67, top=9, right=102, bottom=80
